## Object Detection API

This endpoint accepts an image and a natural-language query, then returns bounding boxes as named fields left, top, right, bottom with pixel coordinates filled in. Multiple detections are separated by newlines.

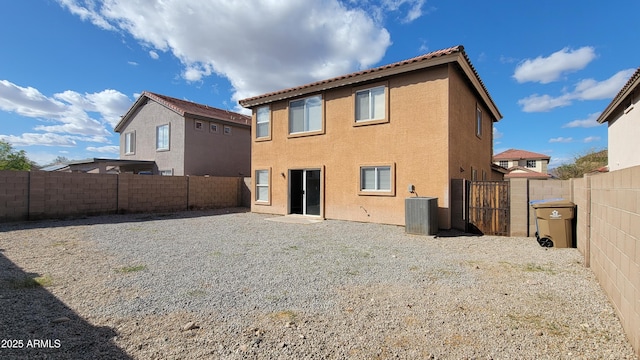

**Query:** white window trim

left=358, top=163, right=395, bottom=196
left=156, top=124, right=170, bottom=151
left=476, top=106, right=482, bottom=138
left=288, top=95, right=324, bottom=136
left=256, top=106, right=271, bottom=140
left=255, top=168, right=271, bottom=204
left=124, top=131, right=135, bottom=155
left=354, top=83, right=388, bottom=125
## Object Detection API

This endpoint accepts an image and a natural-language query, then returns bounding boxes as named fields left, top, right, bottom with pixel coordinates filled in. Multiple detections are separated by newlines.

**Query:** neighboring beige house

left=597, top=67, right=640, bottom=171
left=239, top=45, right=502, bottom=229
left=114, top=91, right=251, bottom=176
left=493, top=149, right=551, bottom=179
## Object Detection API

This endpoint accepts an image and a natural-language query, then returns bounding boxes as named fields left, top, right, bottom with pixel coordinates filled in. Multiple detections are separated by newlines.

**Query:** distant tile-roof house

left=114, top=91, right=251, bottom=176
left=493, top=149, right=551, bottom=179
left=597, top=67, right=640, bottom=171
left=240, top=45, right=502, bottom=230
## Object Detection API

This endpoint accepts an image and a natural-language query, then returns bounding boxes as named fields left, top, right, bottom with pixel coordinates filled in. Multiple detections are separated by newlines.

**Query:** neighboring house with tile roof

left=493, top=149, right=551, bottom=179
left=240, top=45, right=502, bottom=230
left=597, top=67, right=640, bottom=171
left=114, top=91, right=251, bottom=176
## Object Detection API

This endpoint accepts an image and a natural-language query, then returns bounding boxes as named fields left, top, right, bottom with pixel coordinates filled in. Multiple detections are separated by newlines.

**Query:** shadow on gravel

left=0, top=251, right=132, bottom=359
left=0, top=207, right=249, bottom=233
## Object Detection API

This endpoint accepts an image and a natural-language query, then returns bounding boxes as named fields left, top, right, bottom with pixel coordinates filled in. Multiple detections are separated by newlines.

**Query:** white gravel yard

left=0, top=208, right=637, bottom=360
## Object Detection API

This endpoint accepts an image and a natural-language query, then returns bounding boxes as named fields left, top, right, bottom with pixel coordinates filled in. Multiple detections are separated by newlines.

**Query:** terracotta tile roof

left=238, top=45, right=501, bottom=121
left=504, top=166, right=551, bottom=179
left=493, top=149, right=550, bottom=160
left=144, top=91, right=251, bottom=126
left=115, top=91, right=250, bottom=132
left=597, top=67, right=640, bottom=124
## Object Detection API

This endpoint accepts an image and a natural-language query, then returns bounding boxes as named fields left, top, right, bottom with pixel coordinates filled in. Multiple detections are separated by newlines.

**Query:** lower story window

left=255, top=169, right=269, bottom=202
left=360, top=166, right=391, bottom=192
left=160, top=169, right=173, bottom=176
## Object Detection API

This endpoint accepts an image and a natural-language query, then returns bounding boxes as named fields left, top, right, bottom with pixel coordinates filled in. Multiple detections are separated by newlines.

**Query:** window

left=289, top=95, right=322, bottom=134
left=156, top=124, right=169, bottom=151
left=355, top=86, right=385, bottom=122
left=195, top=121, right=204, bottom=130
left=255, top=169, right=270, bottom=203
left=224, top=126, right=232, bottom=135
left=210, top=123, right=218, bottom=133
left=476, top=106, right=482, bottom=137
left=499, top=160, right=508, bottom=168
left=472, top=167, right=478, bottom=181
left=360, top=166, right=391, bottom=192
left=256, top=106, right=270, bottom=139
left=526, top=160, right=536, bottom=168
left=124, top=131, right=135, bottom=155
left=160, top=169, right=173, bottom=176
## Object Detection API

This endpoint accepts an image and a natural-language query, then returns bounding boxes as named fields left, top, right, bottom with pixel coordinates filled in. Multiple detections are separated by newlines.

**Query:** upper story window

left=256, top=106, right=270, bottom=139
left=224, top=126, right=232, bottom=135
left=499, top=160, right=508, bottom=168
left=526, top=160, right=536, bottom=168
left=289, top=95, right=322, bottom=135
left=476, top=106, right=482, bottom=138
left=210, top=123, right=219, bottom=133
left=124, top=131, right=135, bottom=155
left=195, top=120, right=204, bottom=131
left=156, top=124, right=169, bottom=151
left=355, top=85, right=386, bottom=123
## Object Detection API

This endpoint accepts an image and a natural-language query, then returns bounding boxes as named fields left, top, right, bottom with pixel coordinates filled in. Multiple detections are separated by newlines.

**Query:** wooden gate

left=468, top=181, right=510, bottom=236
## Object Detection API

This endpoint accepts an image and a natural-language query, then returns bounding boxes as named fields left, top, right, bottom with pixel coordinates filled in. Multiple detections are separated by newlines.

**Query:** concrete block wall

left=0, top=171, right=29, bottom=222
left=0, top=170, right=246, bottom=222
left=509, top=178, right=529, bottom=237
left=30, top=172, right=118, bottom=220
left=123, top=175, right=188, bottom=213
left=588, top=167, right=640, bottom=353
left=188, top=176, right=240, bottom=209
left=527, top=179, right=572, bottom=236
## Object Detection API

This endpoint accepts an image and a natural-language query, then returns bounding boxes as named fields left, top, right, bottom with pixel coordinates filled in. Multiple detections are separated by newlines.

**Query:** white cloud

left=517, top=94, right=572, bottom=113
left=513, top=46, right=596, bottom=84
left=518, top=68, right=636, bottom=112
left=0, top=133, right=77, bottom=147
left=0, top=80, right=132, bottom=146
left=128, top=61, right=138, bottom=66
left=583, top=136, right=601, bottom=143
left=87, top=145, right=119, bottom=153
left=149, top=50, right=159, bottom=60
left=56, top=0, right=401, bottom=104
left=493, top=126, right=503, bottom=140
left=573, top=69, right=637, bottom=100
left=562, top=112, right=602, bottom=128
left=549, top=137, right=573, bottom=143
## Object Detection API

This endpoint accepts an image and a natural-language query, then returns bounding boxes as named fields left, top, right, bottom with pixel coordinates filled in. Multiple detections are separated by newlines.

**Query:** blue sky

left=1, top=0, right=638, bottom=167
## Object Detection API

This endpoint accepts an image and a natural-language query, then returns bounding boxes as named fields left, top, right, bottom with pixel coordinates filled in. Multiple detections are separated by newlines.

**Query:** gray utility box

left=405, top=197, right=438, bottom=235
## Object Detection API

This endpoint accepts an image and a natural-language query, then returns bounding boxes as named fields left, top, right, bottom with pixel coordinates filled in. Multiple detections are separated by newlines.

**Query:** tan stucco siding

left=183, top=117, right=251, bottom=176
left=608, top=96, right=640, bottom=171
left=448, top=64, right=494, bottom=183
left=119, top=101, right=185, bottom=175
left=252, top=66, right=453, bottom=227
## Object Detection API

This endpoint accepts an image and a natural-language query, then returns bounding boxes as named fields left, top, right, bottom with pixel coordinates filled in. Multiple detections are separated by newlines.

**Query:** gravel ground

left=0, top=208, right=637, bottom=359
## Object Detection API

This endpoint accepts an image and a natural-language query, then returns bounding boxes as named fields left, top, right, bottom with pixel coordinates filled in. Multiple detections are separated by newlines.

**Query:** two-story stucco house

left=114, top=91, right=251, bottom=176
left=493, top=149, right=551, bottom=179
left=597, top=67, right=640, bottom=171
left=239, top=46, right=502, bottom=229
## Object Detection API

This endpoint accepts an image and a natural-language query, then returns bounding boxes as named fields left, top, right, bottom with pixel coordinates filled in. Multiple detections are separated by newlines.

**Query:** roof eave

left=597, top=68, right=640, bottom=124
